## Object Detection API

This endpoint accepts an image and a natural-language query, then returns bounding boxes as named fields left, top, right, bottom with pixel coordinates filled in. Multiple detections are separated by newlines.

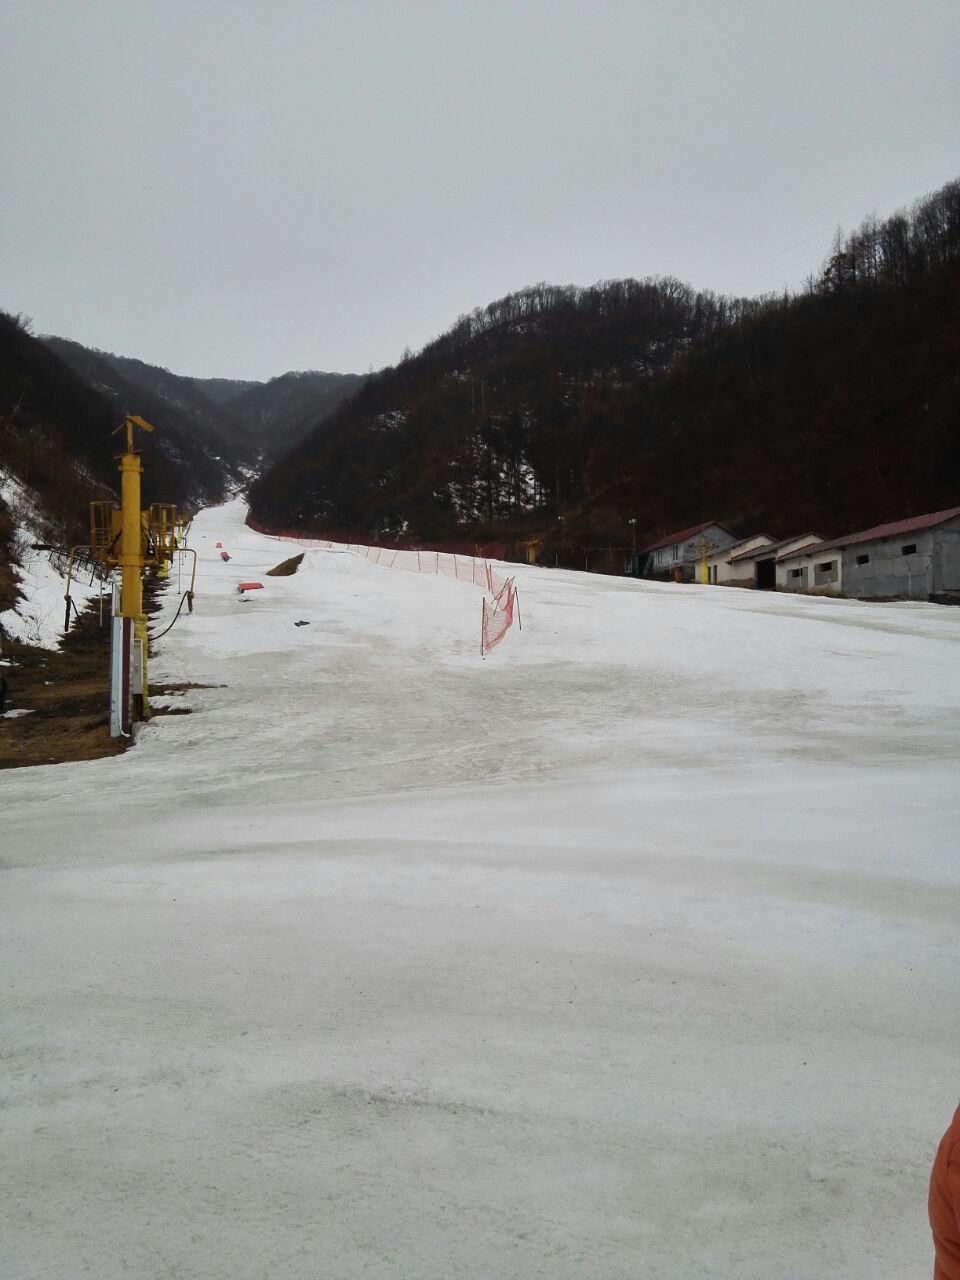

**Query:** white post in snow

left=109, top=583, right=132, bottom=738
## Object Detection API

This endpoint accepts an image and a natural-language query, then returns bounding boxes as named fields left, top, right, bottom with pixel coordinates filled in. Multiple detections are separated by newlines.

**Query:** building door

left=756, top=557, right=776, bottom=590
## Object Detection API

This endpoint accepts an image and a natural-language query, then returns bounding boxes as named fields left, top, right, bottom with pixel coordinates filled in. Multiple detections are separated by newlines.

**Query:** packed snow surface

left=3, top=498, right=959, bottom=1279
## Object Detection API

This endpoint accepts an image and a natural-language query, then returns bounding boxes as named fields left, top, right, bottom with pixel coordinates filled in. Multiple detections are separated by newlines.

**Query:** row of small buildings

left=633, top=505, right=960, bottom=602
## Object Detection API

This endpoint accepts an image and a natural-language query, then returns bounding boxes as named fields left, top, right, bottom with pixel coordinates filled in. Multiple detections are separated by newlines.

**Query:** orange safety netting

left=481, top=576, right=517, bottom=655
left=261, top=532, right=519, bottom=654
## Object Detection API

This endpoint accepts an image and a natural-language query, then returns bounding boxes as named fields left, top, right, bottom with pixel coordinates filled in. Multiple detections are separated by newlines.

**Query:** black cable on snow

left=151, top=591, right=193, bottom=641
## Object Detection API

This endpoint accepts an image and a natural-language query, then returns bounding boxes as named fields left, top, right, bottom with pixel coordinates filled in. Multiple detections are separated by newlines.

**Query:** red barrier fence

left=481, top=576, right=518, bottom=655
left=245, top=517, right=509, bottom=561
left=258, top=530, right=520, bottom=654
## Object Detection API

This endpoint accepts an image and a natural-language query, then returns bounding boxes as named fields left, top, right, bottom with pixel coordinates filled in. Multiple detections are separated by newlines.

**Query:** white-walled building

left=734, top=533, right=823, bottom=590
left=777, top=543, right=837, bottom=594
left=704, top=534, right=774, bottom=585
left=773, top=532, right=829, bottom=586
left=638, top=521, right=738, bottom=581
left=704, top=533, right=824, bottom=589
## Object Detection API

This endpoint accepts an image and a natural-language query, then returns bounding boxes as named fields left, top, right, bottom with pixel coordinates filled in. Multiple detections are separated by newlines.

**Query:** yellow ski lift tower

left=78, top=416, right=196, bottom=736
left=148, top=504, right=179, bottom=578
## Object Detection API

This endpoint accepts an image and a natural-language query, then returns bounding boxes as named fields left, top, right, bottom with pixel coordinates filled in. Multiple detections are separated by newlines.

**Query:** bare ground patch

left=0, top=586, right=226, bottom=769
left=266, top=553, right=304, bottom=577
left=0, top=604, right=126, bottom=769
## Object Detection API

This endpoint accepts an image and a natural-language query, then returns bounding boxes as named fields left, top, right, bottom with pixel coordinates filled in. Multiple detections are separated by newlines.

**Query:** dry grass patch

left=0, top=561, right=20, bottom=614
left=266, top=553, right=304, bottom=577
left=0, top=615, right=127, bottom=769
left=0, top=581, right=230, bottom=770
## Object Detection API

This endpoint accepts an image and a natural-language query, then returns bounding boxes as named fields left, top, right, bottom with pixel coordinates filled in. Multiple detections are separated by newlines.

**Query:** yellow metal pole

left=88, top=417, right=188, bottom=737
left=116, top=416, right=153, bottom=719
left=156, top=506, right=169, bottom=579
left=119, top=430, right=143, bottom=618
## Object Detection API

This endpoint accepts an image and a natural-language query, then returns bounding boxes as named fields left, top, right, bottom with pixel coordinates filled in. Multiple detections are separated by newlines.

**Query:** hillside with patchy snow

left=2, top=498, right=958, bottom=1279
left=0, top=469, right=102, bottom=650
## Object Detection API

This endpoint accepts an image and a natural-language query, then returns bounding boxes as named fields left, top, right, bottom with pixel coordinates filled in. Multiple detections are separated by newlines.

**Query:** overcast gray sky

left=2, top=0, right=958, bottom=380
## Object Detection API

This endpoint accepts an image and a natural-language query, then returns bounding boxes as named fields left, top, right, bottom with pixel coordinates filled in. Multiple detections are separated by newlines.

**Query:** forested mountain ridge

left=248, top=179, right=960, bottom=561
left=43, top=339, right=363, bottom=466
left=3, top=176, right=957, bottom=591
left=43, top=335, right=247, bottom=476
left=226, top=370, right=365, bottom=463
left=0, top=314, right=230, bottom=539
left=0, top=323, right=362, bottom=607
left=0, top=314, right=243, bottom=615
left=189, top=376, right=261, bottom=404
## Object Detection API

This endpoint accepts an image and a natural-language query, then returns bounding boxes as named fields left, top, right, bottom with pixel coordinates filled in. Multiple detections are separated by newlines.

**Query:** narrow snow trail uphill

left=2, top=498, right=959, bottom=1280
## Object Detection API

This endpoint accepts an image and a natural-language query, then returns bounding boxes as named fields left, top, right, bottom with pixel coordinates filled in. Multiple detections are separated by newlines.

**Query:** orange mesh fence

left=481, top=577, right=517, bottom=654
left=245, top=517, right=509, bottom=560
left=259, top=531, right=520, bottom=654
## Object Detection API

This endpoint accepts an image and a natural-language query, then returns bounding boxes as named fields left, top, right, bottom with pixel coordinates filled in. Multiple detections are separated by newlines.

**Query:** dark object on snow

left=294, top=620, right=310, bottom=627
left=0, top=674, right=7, bottom=714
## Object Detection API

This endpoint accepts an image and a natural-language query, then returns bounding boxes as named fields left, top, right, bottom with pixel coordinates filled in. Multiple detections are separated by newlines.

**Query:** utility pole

left=117, top=416, right=151, bottom=720
left=80, top=417, right=192, bottom=735
left=699, top=531, right=723, bottom=584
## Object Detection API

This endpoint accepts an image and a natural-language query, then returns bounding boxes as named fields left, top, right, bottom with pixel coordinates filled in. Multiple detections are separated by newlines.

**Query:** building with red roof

left=777, top=506, right=960, bottom=600
left=636, top=520, right=738, bottom=581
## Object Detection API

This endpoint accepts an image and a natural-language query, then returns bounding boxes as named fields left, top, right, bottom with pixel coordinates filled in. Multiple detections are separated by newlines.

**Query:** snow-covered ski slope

left=3, top=497, right=959, bottom=1279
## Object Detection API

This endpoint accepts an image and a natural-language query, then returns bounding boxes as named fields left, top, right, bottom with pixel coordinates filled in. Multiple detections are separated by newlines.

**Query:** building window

left=901, top=543, right=917, bottom=556
left=790, top=568, right=802, bottom=579
left=856, top=554, right=869, bottom=566
left=672, top=544, right=680, bottom=562
left=814, top=560, right=839, bottom=585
